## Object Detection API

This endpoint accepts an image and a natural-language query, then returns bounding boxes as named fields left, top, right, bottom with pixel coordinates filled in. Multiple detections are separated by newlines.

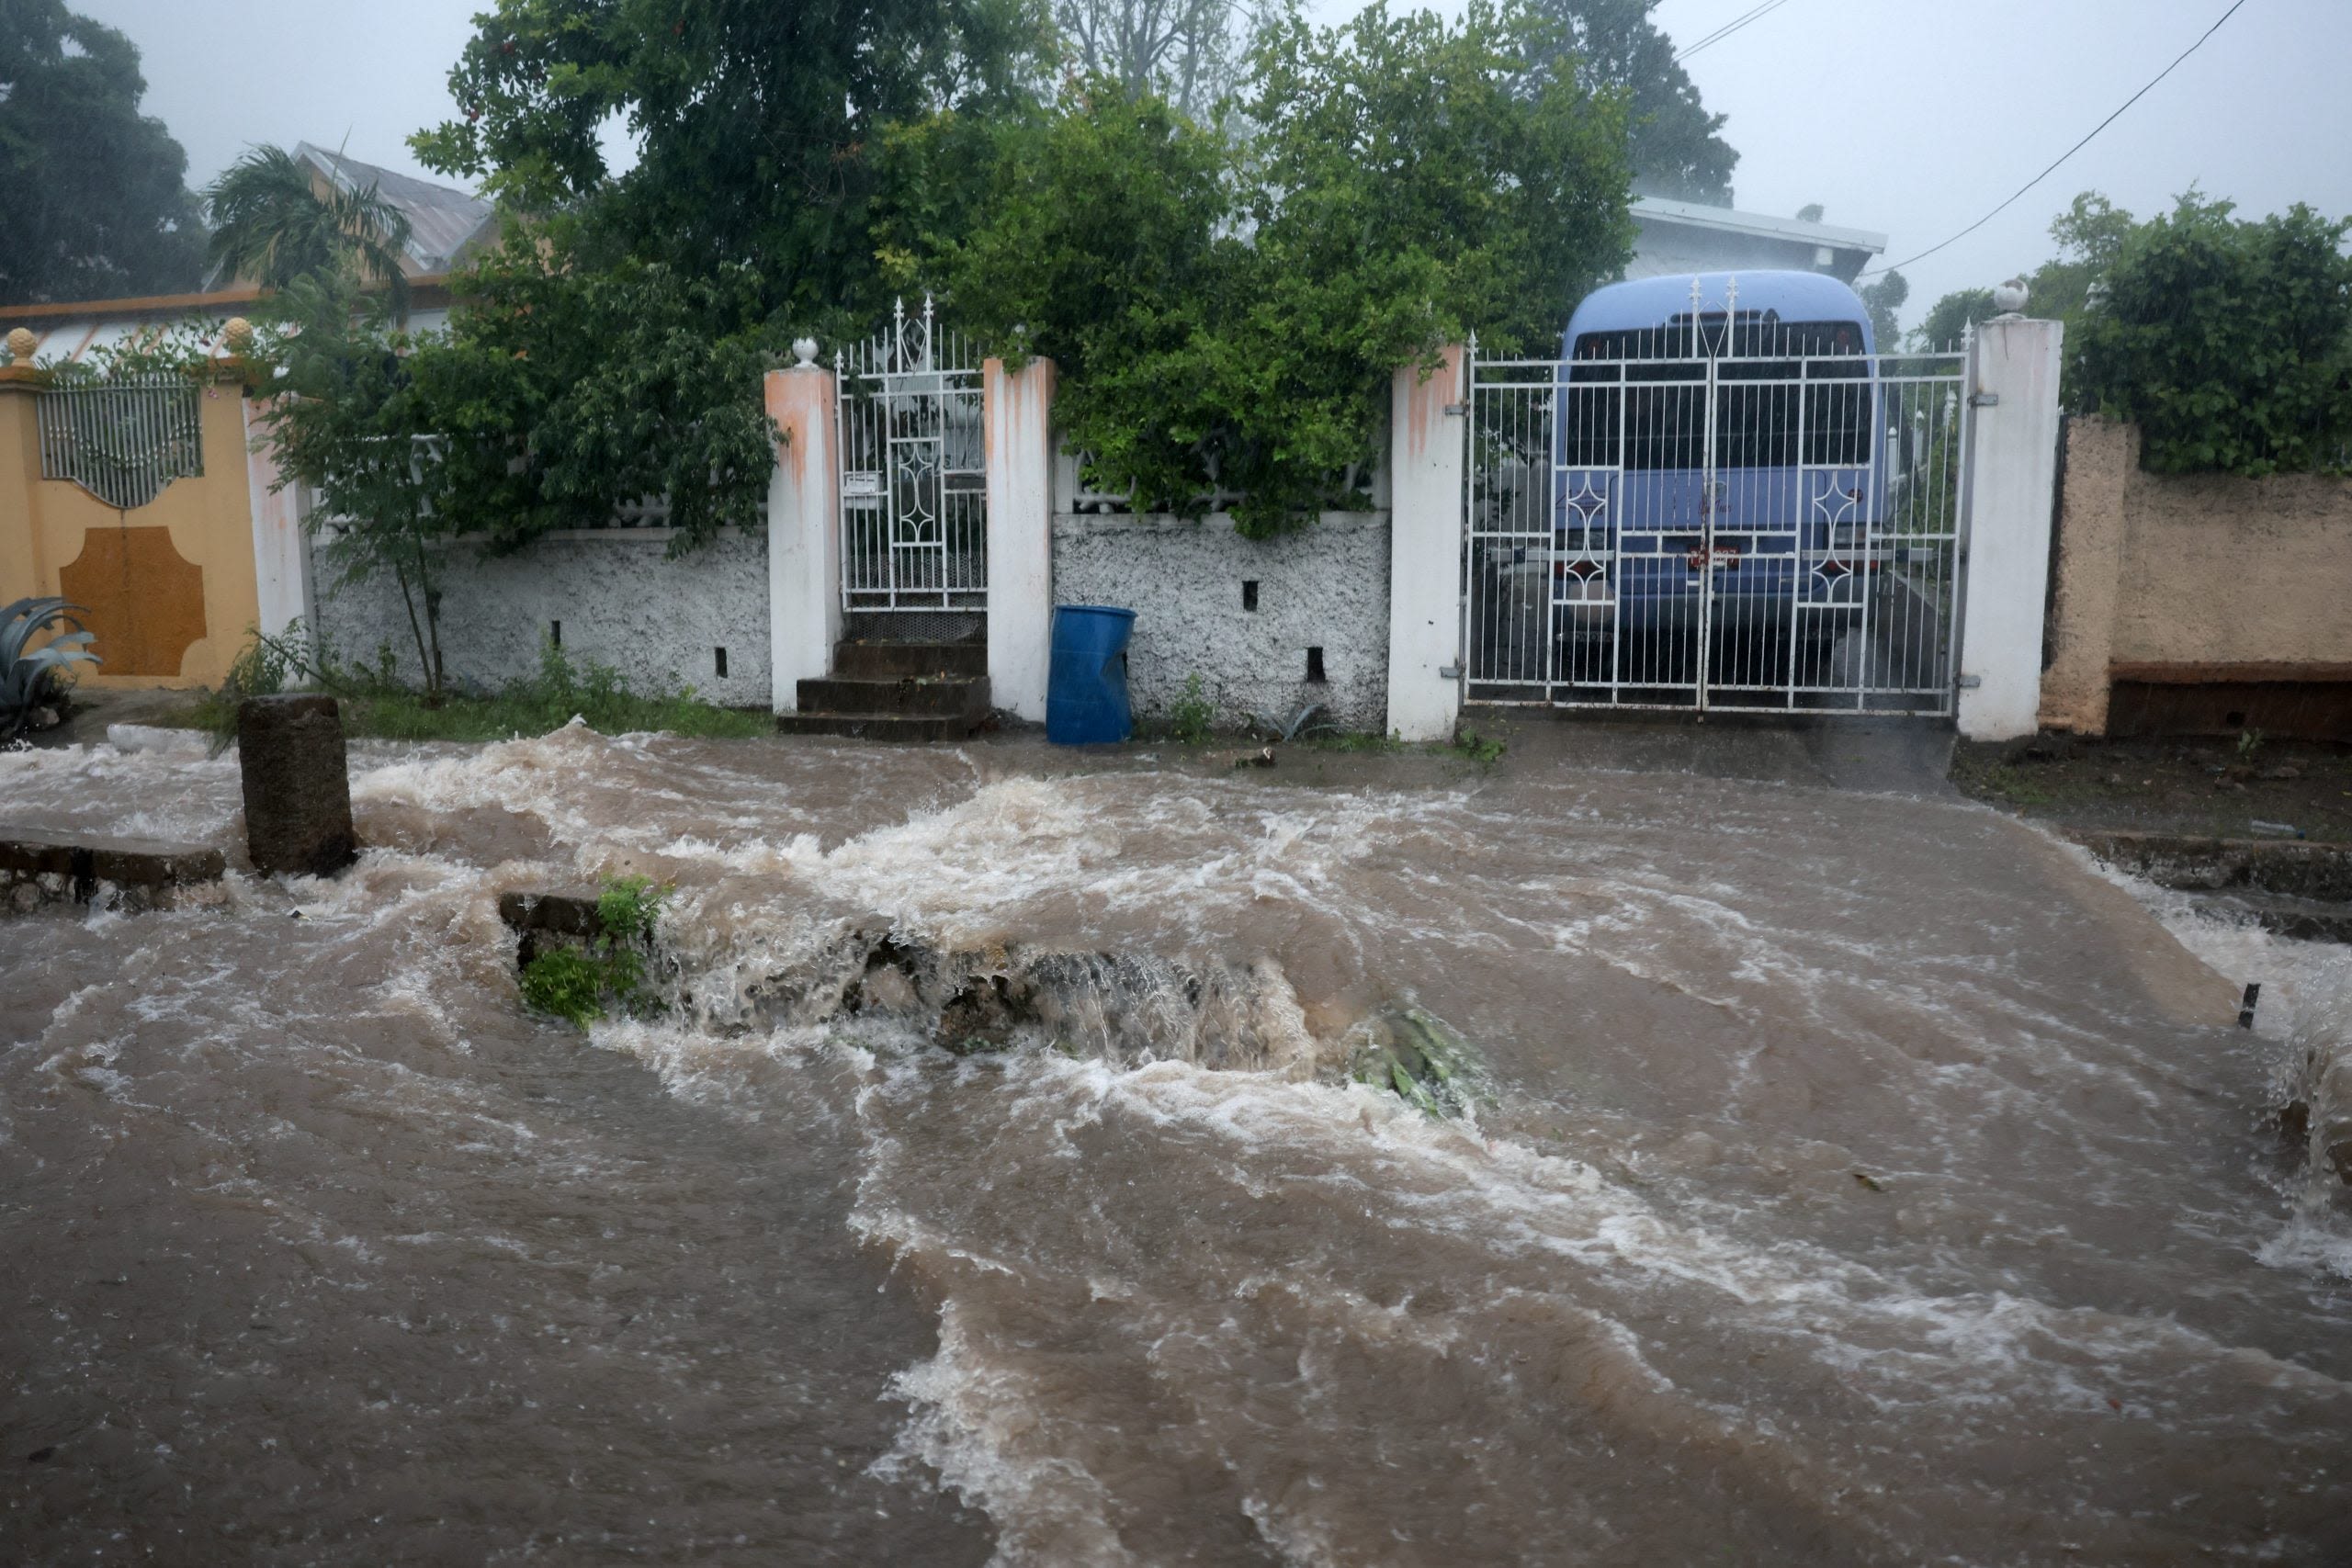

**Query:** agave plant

left=1250, top=702, right=1332, bottom=743
left=3, top=598, right=101, bottom=740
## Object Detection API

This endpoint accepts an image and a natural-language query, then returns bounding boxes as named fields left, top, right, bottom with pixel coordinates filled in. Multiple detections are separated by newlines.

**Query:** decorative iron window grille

left=36, top=374, right=205, bottom=510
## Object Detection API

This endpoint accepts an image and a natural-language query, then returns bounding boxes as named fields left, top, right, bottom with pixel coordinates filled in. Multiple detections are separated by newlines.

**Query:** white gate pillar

left=229, top=318, right=315, bottom=660
left=766, top=351, right=841, bottom=714
left=985, top=355, right=1056, bottom=722
left=241, top=396, right=313, bottom=651
left=1386, top=344, right=1466, bottom=741
left=1956, top=316, right=2064, bottom=740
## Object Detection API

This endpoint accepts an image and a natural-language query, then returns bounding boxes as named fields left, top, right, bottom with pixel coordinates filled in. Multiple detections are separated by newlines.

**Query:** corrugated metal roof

left=293, top=141, right=497, bottom=273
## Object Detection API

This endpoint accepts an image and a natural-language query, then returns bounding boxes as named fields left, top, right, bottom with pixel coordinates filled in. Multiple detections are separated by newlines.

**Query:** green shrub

left=519, top=876, right=668, bottom=1027
left=1453, top=726, right=1507, bottom=765
left=519, top=947, right=609, bottom=1026
left=2070, top=194, right=2352, bottom=476
left=1166, top=674, right=1216, bottom=744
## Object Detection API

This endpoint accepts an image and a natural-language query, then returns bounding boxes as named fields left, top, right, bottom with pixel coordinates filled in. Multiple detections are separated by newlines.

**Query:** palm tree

left=204, top=145, right=414, bottom=318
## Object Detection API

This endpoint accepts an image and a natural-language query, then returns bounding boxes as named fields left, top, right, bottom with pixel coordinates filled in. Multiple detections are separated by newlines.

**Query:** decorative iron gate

left=1464, top=288, right=1970, bottom=714
left=838, top=297, right=988, bottom=615
left=37, top=374, right=204, bottom=510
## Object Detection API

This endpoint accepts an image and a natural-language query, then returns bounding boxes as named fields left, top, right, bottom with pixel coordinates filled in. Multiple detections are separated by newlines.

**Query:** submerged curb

left=0, top=827, right=226, bottom=914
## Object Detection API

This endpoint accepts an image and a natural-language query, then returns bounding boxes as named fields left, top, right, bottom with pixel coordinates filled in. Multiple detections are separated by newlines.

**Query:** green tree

left=0, top=0, right=206, bottom=304
left=408, top=235, right=782, bottom=551
left=251, top=277, right=461, bottom=700
left=905, top=2, right=1632, bottom=533
left=2029, top=190, right=2136, bottom=327
left=1055, top=0, right=1244, bottom=116
left=411, top=0, right=1048, bottom=325
left=2070, top=193, right=2352, bottom=475
left=1858, top=269, right=1907, bottom=350
left=1525, top=0, right=1736, bottom=205
left=204, top=145, right=415, bottom=318
left=1908, top=196, right=2133, bottom=354
left=1911, top=287, right=1994, bottom=352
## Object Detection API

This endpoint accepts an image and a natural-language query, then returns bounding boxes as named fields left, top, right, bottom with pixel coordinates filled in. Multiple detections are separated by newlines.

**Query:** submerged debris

left=1346, top=1005, right=1484, bottom=1117
left=499, top=898, right=1487, bottom=1113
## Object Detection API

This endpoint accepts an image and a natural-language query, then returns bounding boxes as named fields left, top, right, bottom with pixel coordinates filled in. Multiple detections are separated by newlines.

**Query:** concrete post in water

left=985, top=355, right=1057, bottom=723
left=1386, top=344, right=1466, bottom=742
left=237, top=694, right=357, bottom=878
left=766, top=341, right=841, bottom=715
left=1955, top=315, right=2065, bottom=741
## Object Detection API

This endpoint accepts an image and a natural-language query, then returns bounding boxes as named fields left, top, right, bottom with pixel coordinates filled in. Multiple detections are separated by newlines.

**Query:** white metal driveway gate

left=838, top=297, right=987, bottom=614
left=1464, top=305, right=1971, bottom=715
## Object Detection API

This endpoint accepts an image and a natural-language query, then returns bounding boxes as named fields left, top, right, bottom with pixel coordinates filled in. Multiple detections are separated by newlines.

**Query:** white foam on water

left=875, top=1303, right=1145, bottom=1568
left=2061, top=835, right=2352, bottom=1279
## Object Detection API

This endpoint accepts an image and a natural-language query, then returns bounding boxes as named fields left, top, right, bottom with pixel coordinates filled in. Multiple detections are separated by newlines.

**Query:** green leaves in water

left=520, top=876, right=668, bottom=1027
left=1348, top=1005, right=1483, bottom=1117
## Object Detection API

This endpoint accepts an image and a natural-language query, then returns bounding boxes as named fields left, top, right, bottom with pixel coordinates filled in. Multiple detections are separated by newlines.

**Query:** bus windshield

left=1559, top=314, right=1874, bottom=471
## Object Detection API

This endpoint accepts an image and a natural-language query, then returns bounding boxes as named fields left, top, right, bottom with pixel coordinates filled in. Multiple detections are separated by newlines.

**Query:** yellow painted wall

left=0, top=372, right=262, bottom=689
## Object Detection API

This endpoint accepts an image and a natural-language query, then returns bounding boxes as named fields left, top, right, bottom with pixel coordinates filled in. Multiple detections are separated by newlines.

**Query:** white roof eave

left=1632, top=196, right=1887, bottom=256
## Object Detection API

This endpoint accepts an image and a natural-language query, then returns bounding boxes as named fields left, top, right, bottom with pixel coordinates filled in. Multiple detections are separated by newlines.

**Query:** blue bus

left=1546, top=270, right=1884, bottom=687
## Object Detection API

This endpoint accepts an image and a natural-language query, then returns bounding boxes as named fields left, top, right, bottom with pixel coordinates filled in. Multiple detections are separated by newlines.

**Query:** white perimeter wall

left=1050, top=511, right=1392, bottom=731
left=309, top=529, right=771, bottom=705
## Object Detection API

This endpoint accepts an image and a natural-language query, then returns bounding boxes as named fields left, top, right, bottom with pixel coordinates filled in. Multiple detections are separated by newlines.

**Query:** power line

left=1675, top=0, right=1799, bottom=63
left=1860, top=0, right=2251, bottom=278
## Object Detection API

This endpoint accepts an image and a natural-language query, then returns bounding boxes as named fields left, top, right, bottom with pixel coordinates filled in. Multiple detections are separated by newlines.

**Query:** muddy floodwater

left=3, top=722, right=2347, bottom=1565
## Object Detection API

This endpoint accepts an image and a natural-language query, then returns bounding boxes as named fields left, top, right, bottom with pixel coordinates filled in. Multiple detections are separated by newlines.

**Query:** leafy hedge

left=2070, top=195, right=2352, bottom=477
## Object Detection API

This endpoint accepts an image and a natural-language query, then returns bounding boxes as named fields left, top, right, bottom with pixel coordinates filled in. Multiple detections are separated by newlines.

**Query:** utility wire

left=1860, top=0, right=2251, bottom=278
left=1675, top=0, right=1798, bottom=62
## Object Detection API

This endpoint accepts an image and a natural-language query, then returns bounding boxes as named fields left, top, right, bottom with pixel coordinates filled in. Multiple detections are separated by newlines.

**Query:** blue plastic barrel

left=1046, top=604, right=1138, bottom=745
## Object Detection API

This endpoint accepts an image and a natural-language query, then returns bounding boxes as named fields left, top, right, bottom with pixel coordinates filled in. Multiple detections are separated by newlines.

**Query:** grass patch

left=1452, top=725, right=1508, bottom=765
left=196, top=627, right=767, bottom=745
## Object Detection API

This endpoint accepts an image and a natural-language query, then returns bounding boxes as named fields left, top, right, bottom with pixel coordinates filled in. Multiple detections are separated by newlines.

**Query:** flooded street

left=3, top=722, right=2347, bottom=1565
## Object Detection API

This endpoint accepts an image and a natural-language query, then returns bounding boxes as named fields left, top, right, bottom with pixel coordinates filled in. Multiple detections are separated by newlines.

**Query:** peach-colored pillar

left=765, top=346, right=840, bottom=713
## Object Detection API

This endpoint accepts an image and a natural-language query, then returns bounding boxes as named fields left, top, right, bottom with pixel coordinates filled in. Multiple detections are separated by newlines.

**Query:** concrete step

left=797, top=674, right=989, bottom=718
left=775, top=710, right=982, bottom=742
left=833, top=639, right=987, bottom=680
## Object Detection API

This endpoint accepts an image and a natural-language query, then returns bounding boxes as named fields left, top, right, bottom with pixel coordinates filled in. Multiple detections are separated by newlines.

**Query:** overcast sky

left=81, top=0, right=2352, bottom=328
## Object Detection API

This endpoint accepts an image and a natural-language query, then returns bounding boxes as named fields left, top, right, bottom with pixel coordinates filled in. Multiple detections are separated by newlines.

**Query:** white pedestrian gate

left=1464, top=289, right=1972, bottom=714
left=838, top=297, right=988, bottom=615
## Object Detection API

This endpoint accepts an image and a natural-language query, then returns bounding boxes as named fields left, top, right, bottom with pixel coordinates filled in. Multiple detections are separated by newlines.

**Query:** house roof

left=292, top=141, right=498, bottom=274
left=1631, top=197, right=1888, bottom=261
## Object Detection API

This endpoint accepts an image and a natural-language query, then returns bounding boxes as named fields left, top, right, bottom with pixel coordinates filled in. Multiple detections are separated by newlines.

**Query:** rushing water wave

left=3, top=722, right=2347, bottom=1565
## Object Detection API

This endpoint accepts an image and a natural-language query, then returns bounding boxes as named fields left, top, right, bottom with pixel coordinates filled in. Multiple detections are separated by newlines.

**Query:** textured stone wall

left=2109, top=459, right=2352, bottom=670
left=2041, top=416, right=2352, bottom=734
left=2039, top=417, right=2135, bottom=733
left=310, top=528, right=771, bottom=705
left=1049, top=512, right=1392, bottom=732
